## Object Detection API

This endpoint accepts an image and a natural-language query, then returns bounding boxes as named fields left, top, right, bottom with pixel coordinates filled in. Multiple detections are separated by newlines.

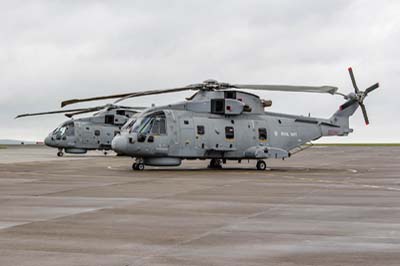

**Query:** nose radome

left=112, top=135, right=128, bottom=154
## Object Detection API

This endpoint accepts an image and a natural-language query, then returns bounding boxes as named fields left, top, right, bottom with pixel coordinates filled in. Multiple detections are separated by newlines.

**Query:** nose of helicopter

left=112, top=135, right=128, bottom=154
left=44, top=135, right=52, bottom=147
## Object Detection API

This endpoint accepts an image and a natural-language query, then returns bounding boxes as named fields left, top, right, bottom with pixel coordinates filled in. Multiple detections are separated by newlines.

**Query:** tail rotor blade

left=360, top=103, right=369, bottom=125
left=365, top=82, right=379, bottom=95
left=348, top=67, right=359, bottom=93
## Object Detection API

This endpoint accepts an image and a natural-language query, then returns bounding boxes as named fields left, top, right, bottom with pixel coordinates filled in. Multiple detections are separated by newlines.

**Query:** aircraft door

left=179, top=117, right=195, bottom=157
left=147, top=114, right=169, bottom=156
left=81, top=125, right=94, bottom=149
left=255, top=120, right=269, bottom=147
left=205, top=118, right=235, bottom=152
left=65, top=123, right=76, bottom=147
left=193, top=117, right=208, bottom=156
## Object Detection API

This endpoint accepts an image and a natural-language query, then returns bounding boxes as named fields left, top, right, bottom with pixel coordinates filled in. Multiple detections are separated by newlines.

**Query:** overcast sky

left=1, top=0, right=399, bottom=142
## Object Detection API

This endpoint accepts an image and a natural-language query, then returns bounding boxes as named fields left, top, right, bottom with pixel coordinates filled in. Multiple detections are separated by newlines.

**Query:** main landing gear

left=256, top=160, right=267, bottom=171
left=208, top=159, right=222, bottom=169
left=57, top=149, right=64, bottom=157
left=132, top=159, right=145, bottom=171
left=207, top=159, right=266, bottom=170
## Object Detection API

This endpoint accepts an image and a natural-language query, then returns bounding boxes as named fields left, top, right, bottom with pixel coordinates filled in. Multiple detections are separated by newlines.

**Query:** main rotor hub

left=201, top=79, right=232, bottom=90
left=203, top=79, right=220, bottom=90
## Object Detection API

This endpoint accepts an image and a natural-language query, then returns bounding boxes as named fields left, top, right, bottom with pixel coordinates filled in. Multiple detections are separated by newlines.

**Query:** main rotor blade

left=15, top=108, right=91, bottom=119
left=62, top=86, right=197, bottom=107
left=348, top=67, right=359, bottom=93
left=232, top=84, right=338, bottom=95
left=113, top=105, right=148, bottom=110
left=64, top=106, right=106, bottom=118
left=360, top=103, right=369, bottom=125
left=113, top=86, right=199, bottom=104
left=365, top=82, right=379, bottom=94
left=65, top=105, right=145, bottom=118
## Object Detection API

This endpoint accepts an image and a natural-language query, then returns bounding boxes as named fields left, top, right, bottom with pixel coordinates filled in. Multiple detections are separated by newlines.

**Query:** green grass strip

left=314, top=143, right=400, bottom=147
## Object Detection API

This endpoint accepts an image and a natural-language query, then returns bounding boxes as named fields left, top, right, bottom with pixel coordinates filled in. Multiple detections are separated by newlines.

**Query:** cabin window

left=197, top=125, right=205, bottom=135
left=211, top=99, right=225, bottom=114
left=184, top=120, right=189, bottom=125
left=94, top=130, right=101, bottom=136
left=224, top=91, right=236, bottom=99
left=116, top=110, right=125, bottom=116
left=259, top=128, right=267, bottom=141
left=105, top=115, right=114, bottom=125
left=225, top=126, right=234, bottom=139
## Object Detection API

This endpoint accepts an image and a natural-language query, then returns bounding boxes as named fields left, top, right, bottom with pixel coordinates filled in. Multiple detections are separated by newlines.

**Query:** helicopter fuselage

left=112, top=90, right=352, bottom=167
left=44, top=108, right=137, bottom=156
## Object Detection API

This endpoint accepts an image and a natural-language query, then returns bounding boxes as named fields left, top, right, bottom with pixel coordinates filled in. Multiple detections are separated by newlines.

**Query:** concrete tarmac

left=0, top=145, right=399, bottom=266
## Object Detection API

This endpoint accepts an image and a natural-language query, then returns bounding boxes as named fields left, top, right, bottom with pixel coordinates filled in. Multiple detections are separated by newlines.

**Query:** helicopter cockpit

left=121, top=118, right=137, bottom=132
left=131, top=112, right=167, bottom=135
left=51, top=121, right=75, bottom=140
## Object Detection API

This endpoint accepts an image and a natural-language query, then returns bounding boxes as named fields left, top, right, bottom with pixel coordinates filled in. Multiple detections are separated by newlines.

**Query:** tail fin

left=330, top=100, right=359, bottom=130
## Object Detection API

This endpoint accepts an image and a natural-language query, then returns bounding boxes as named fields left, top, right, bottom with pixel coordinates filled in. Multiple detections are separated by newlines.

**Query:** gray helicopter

left=61, top=68, right=379, bottom=170
left=16, top=104, right=144, bottom=156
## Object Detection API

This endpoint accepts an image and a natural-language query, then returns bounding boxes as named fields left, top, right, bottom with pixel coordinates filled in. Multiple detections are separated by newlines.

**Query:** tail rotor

left=343, top=67, right=379, bottom=125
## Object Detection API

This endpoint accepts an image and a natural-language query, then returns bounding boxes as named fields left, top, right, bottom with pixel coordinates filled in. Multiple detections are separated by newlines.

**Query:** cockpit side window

left=53, top=122, right=74, bottom=138
left=65, top=122, right=75, bottom=136
left=58, top=127, right=66, bottom=136
left=132, top=112, right=167, bottom=135
left=159, top=119, right=166, bottom=135
left=140, top=119, right=154, bottom=134
left=105, top=115, right=114, bottom=125
left=151, top=119, right=161, bottom=134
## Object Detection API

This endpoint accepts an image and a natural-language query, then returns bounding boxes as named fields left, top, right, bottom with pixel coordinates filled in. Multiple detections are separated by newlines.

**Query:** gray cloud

left=0, top=0, right=399, bottom=142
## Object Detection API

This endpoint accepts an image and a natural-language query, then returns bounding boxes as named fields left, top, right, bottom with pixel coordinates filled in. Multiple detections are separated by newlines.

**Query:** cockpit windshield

left=121, top=118, right=137, bottom=132
left=131, top=112, right=166, bottom=135
left=52, top=121, right=75, bottom=139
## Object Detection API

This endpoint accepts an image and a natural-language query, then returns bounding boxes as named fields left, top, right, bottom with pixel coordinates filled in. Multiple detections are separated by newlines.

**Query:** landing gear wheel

left=208, top=159, right=222, bottom=169
left=136, top=163, right=145, bottom=171
left=104, top=151, right=108, bottom=156
left=256, top=160, right=266, bottom=171
left=132, top=162, right=145, bottom=171
left=57, top=151, right=64, bottom=157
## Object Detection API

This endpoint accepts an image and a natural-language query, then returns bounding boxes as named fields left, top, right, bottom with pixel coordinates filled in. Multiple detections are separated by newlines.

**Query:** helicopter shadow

left=130, top=166, right=353, bottom=174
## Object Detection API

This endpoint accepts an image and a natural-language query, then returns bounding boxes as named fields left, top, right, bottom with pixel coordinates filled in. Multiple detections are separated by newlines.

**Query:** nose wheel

left=256, top=160, right=266, bottom=170
left=57, top=150, right=64, bottom=157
